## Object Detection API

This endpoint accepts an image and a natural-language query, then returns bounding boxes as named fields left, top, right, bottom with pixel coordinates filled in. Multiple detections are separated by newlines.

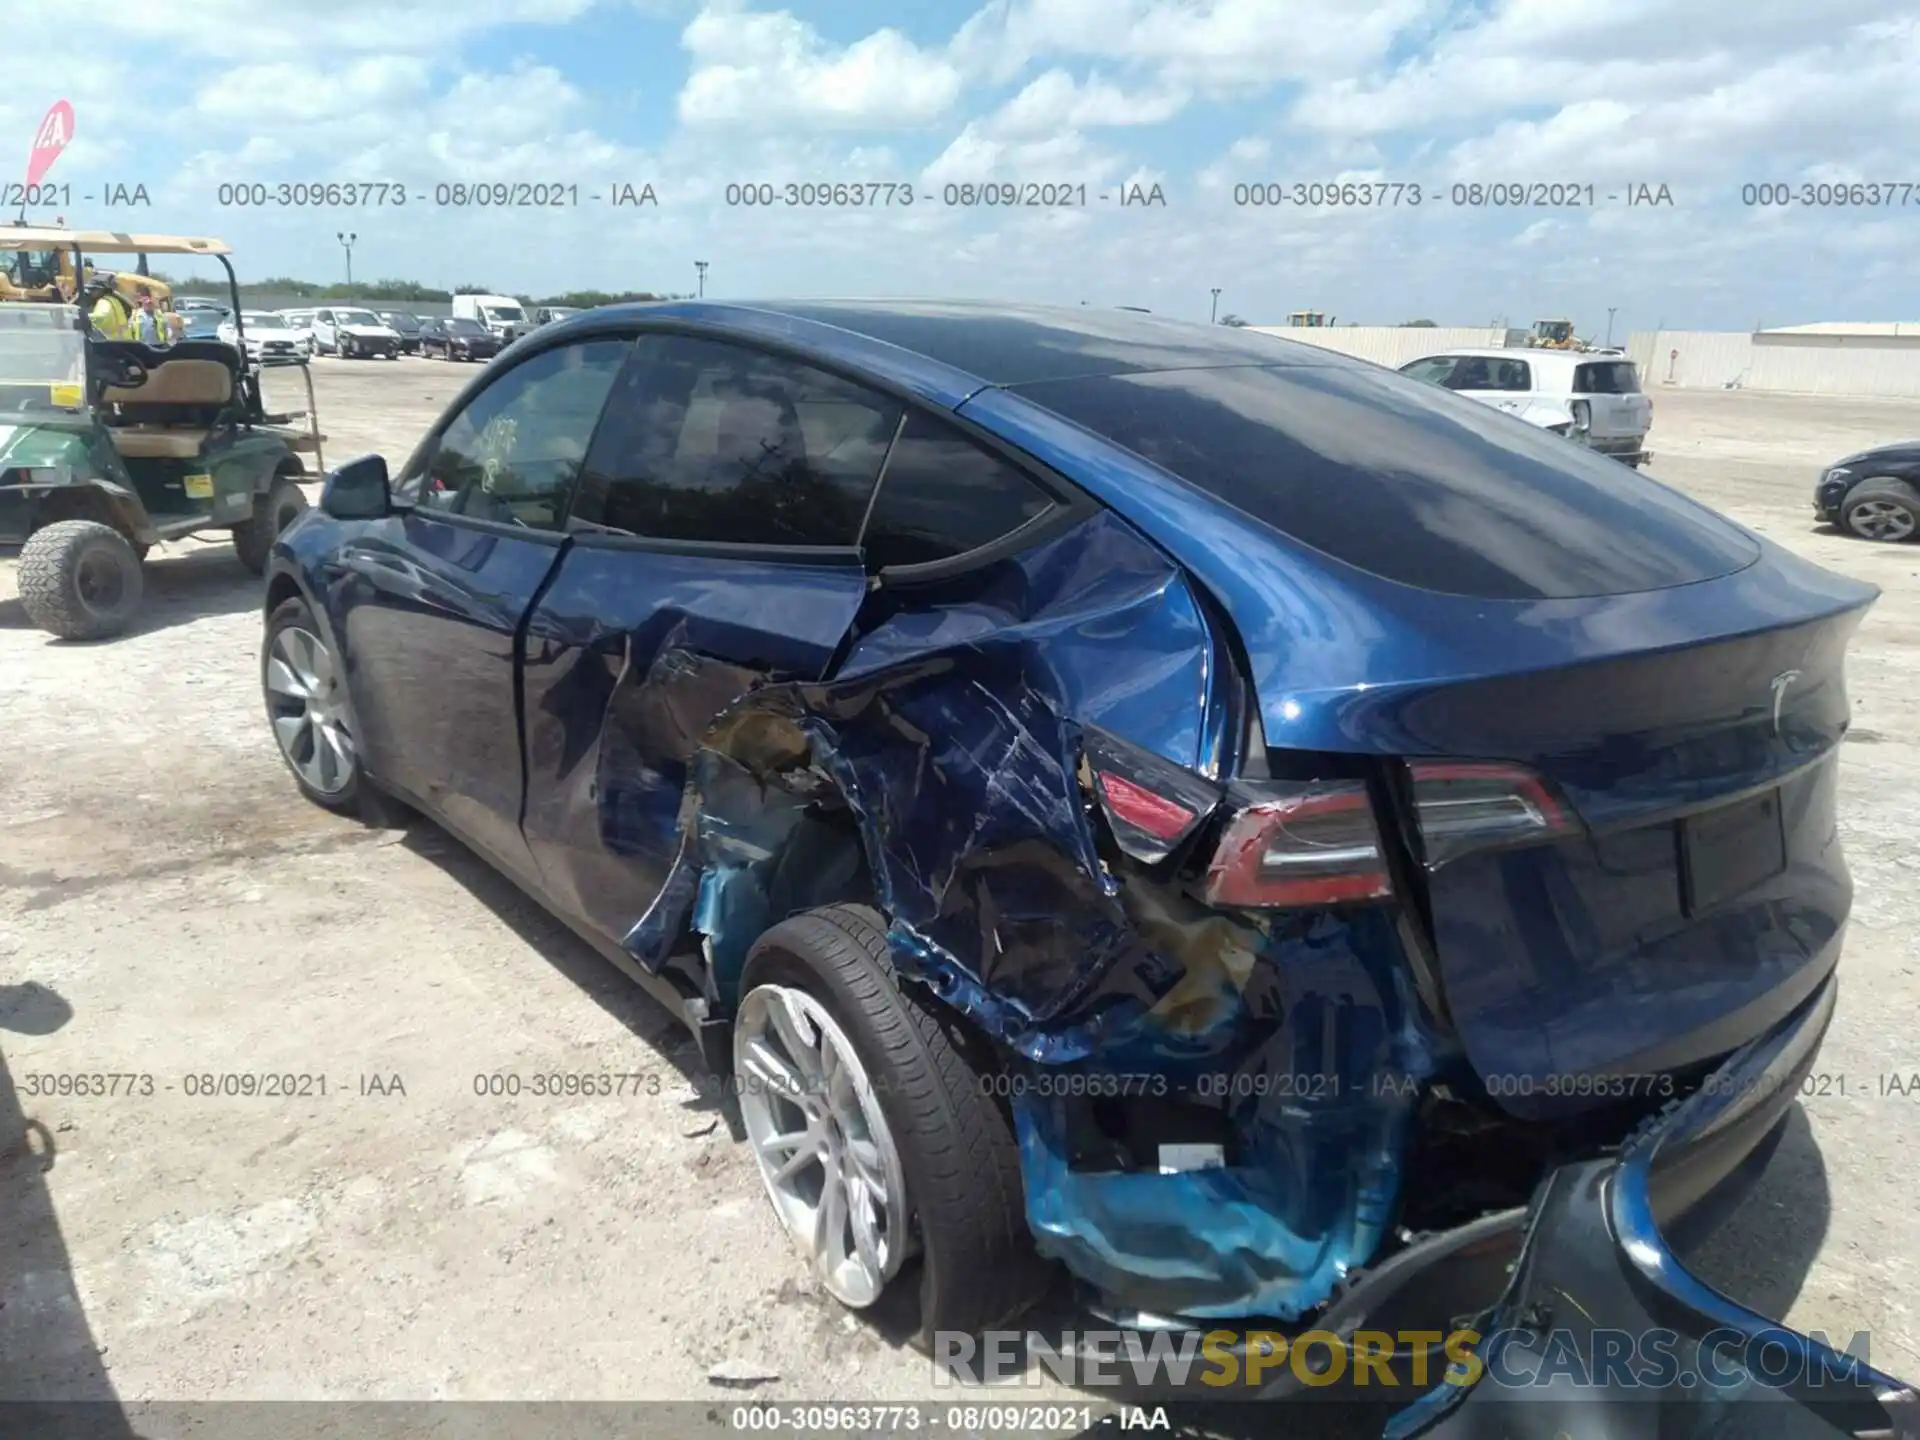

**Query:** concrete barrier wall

left=1246, top=326, right=1515, bottom=368
left=1628, top=331, right=1920, bottom=398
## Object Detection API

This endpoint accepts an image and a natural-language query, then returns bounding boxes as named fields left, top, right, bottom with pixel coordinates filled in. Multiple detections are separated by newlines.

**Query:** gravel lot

left=3, top=360, right=1918, bottom=1408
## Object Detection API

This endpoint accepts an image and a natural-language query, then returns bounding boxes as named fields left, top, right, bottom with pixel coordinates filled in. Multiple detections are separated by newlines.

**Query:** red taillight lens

left=1408, top=760, right=1574, bottom=866
left=1202, top=781, right=1392, bottom=909
left=1081, top=727, right=1223, bottom=865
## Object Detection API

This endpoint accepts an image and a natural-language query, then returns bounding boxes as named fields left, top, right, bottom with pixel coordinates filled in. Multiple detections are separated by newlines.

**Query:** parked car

left=309, top=306, right=401, bottom=359
left=219, top=310, right=308, bottom=364
left=172, top=295, right=226, bottom=314
left=450, top=291, right=531, bottom=342
left=1813, top=440, right=1920, bottom=542
left=276, top=309, right=317, bottom=351
left=1398, top=348, right=1653, bottom=466
left=418, top=315, right=502, bottom=361
left=376, top=311, right=425, bottom=354
left=260, top=302, right=1902, bottom=1426
left=179, top=309, right=229, bottom=342
left=534, top=305, right=581, bottom=326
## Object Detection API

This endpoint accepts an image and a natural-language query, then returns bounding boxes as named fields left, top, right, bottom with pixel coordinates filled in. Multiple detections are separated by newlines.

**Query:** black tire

left=1840, top=477, right=1920, bottom=543
left=233, top=474, right=310, bottom=574
left=737, top=904, right=1053, bottom=1338
left=261, top=594, right=407, bottom=825
left=16, top=519, right=144, bottom=641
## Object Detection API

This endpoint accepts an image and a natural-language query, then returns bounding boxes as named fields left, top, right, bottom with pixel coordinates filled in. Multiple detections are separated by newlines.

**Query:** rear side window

left=1014, top=364, right=1757, bottom=600
left=573, top=334, right=902, bottom=547
left=1574, top=361, right=1641, bottom=394
left=860, top=411, right=1055, bottom=568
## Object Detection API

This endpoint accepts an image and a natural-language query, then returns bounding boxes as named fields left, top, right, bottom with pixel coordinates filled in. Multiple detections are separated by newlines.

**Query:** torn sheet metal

left=636, top=509, right=1436, bottom=1318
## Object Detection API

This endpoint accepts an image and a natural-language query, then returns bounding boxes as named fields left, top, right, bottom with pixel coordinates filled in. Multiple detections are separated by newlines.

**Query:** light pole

left=1210, top=288, right=1221, bottom=324
left=336, top=231, right=357, bottom=287
left=694, top=260, right=708, bottom=298
left=1606, top=307, right=1617, bottom=346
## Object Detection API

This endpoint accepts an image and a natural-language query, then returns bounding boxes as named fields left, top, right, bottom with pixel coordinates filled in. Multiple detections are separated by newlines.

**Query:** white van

left=450, top=293, right=530, bottom=343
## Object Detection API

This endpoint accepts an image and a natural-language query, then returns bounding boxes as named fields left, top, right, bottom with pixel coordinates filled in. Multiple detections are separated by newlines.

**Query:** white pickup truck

left=1398, top=348, right=1653, bottom=467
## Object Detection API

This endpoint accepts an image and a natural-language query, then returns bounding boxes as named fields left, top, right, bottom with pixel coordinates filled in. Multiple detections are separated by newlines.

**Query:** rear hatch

left=1571, top=355, right=1651, bottom=439
left=980, top=358, right=1873, bottom=1116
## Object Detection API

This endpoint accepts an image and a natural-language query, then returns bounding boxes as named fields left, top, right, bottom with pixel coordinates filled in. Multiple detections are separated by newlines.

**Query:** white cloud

left=678, top=7, right=964, bottom=126
left=949, top=0, right=1441, bottom=89
left=989, top=70, right=1189, bottom=136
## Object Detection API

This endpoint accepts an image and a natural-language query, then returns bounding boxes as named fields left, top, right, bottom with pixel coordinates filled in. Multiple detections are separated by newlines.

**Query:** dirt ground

left=2, top=361, right=1918, bottom=1408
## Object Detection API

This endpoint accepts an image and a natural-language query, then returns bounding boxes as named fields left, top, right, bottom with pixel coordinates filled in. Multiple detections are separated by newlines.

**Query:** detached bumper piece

left=1389, top=975, right=1919, bottom=1438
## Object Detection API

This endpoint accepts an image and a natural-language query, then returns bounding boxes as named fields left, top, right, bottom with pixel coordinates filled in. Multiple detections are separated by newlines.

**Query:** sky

left=3, top=0, right=1917, bottom=335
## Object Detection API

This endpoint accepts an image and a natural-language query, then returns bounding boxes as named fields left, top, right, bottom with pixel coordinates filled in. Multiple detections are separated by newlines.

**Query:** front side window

left=860, top=411, right=1055, bottom=569
left=1399, top=356, right=1459, bottom=386
left=572, top=334, right=902, bottom=547
left=405, top=338, right=631, bottom=527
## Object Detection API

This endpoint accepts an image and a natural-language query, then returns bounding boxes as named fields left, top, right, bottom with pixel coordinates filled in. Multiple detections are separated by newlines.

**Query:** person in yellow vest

left=129, top=290, right=169, bottom=346
left=89, top=288, right=131, bottom=339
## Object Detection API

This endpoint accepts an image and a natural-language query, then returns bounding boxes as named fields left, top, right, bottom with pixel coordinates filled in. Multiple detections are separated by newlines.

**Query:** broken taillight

left=1201, top=781, right=1393, bottom=908
left=1081, top=727, right=1223, bottom=865
left=1408, top=760, right=1575, bottom=866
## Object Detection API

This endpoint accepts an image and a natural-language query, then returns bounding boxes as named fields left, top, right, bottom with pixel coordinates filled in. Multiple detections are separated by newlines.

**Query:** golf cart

left=0, top=227, right=324, bottom=640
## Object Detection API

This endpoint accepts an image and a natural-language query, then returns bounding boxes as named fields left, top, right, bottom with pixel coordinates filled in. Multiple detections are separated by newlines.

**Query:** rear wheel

left=17, top=519, right=144, bottom=640
left=1841, top=478, right=1920, bottom=542
left=233, top=474, right=310, bottom=573
left=733, top=904, right=1051, bottom=1337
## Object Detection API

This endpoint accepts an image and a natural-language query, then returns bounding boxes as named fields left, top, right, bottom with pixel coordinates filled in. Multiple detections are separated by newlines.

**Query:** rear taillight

left=1408, top=760, right=1575, bottom=866
left=1202, top=781, right=1392, bottom=909
left=1081, top=727, right=1222, bottom=865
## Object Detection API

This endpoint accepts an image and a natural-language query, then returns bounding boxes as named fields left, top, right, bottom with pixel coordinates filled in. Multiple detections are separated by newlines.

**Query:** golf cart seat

left=96, top=343, right=239, bottom=459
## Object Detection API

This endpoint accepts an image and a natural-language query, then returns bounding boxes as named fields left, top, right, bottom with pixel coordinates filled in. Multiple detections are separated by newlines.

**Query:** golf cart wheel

left=1841, top=478, right=1920, bottom=543
left=17, top=519, right=144, bottom=641
left=734, top=904, right=1051, bottom=1338
left=233, top=475, right=310, bottom=574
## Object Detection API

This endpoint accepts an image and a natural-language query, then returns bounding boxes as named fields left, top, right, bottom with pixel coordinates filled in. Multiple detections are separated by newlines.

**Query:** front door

left=329, top=335, right=631, bottom=875
left=519, top=331, right=905, bottom=948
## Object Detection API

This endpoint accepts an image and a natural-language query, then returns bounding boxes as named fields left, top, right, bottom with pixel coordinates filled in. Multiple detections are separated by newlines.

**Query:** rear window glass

left=1573, top=361, right=1641, bottom=393
left=1013, top=365, right=1757, bottom=600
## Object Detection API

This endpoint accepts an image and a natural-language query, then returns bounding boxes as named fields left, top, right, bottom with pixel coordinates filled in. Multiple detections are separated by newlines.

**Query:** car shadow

left=394, top=817, right=725, bottom=1123
left=0, top=982, right=140, bottom=1436
left=0, top=542, right=262, bottom=641
left=1671, top=1102, right=1831, bottom=1320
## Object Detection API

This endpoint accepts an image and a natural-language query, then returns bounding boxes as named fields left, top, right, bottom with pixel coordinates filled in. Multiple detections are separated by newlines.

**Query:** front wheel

left=232, top=474, right=310, bottom=573
left=262, top=596, right=364, bottom=810
left=16, top=519, right=144, bottom=641
left=734, top=904, right=1052, bottom=1337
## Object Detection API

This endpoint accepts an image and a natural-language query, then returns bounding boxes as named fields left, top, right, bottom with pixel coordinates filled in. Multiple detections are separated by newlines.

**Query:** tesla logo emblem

left=1770, top=670, right=1803, bottom=736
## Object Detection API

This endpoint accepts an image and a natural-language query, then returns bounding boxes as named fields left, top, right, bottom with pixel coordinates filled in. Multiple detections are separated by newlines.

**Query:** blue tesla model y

left=261, top=302, right=1906, bottom=1428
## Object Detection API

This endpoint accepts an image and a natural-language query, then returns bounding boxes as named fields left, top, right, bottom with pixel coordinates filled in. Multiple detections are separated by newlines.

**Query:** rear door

left=330, top=335, right=631, bottom=876
left=518, top=331, right=902, bottom=948
left=1571, top=357, right=1651, bottom=439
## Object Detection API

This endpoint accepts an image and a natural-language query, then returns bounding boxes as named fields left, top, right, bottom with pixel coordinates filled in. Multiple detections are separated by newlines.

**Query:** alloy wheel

left=265, top=625, right=357, bottom=794
left=733, top=984, right=911, bottom=1307
left=1848, top=499, right=1917, bottom=542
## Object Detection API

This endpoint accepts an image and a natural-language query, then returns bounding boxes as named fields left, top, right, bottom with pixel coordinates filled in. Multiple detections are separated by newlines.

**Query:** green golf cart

left=0, top=226, right=324, bottom=640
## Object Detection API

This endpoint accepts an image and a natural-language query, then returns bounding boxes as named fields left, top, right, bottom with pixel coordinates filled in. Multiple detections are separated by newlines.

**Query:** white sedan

left=218, top=311, right=311, bottom=363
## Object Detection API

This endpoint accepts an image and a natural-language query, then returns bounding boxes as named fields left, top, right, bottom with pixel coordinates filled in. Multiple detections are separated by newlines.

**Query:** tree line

left=151, top=272, right=688, bottom=307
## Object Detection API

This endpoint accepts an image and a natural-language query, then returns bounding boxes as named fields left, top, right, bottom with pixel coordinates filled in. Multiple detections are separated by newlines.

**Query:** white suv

left=1398, top=349, right=1653, bottom=467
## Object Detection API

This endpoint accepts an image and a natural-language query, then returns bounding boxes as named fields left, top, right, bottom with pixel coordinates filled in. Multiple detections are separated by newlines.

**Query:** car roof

left=547, top=299, right=1354, bottom=397
left=1406, top=348, right=1632, bottom=363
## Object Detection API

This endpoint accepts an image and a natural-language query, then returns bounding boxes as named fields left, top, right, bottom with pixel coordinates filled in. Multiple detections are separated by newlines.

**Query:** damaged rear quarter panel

left=667, top=508, right=1435, bottom=1319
